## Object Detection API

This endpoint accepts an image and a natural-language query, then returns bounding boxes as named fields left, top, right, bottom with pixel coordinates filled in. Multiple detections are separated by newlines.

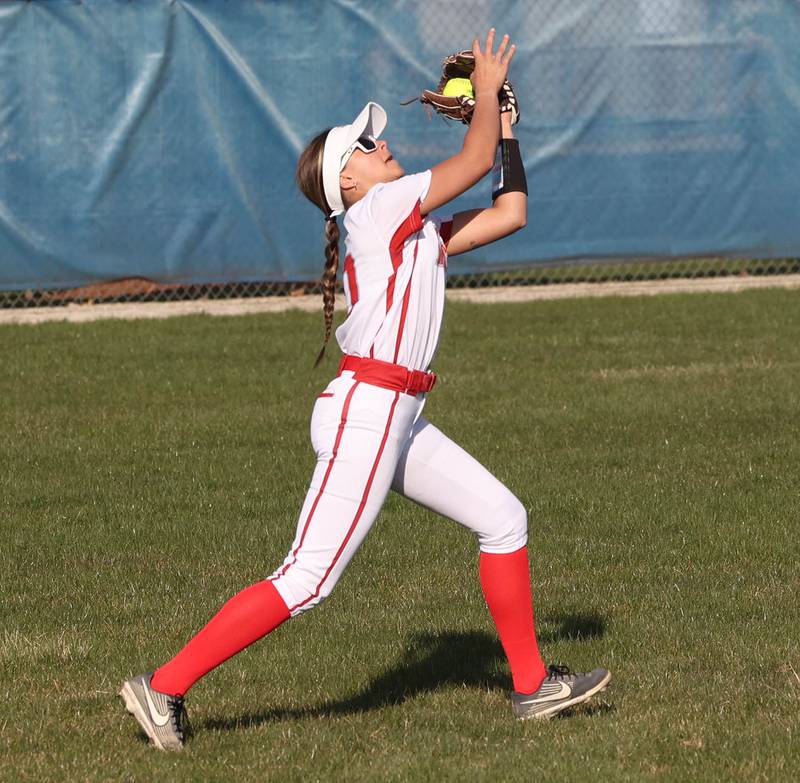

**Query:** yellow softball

left=442, top=77, right=474, bottom=99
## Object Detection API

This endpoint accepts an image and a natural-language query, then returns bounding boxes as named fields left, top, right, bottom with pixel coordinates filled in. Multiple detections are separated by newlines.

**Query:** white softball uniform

left=269, top=170, right=528, bottom=616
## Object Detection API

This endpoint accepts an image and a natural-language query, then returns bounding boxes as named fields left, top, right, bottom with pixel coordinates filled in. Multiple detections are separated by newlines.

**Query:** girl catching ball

left=120, top=29, right=609, bottom=750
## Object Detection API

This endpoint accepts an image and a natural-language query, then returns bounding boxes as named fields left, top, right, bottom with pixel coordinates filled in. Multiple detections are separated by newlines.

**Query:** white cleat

left=119, top=672, right=190, bottom=750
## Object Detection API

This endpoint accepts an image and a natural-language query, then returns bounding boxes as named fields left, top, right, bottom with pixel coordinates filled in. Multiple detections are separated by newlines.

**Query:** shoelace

left=546, top=664, right=575, bottom=680
left=167, top=695, right=189, bottom=741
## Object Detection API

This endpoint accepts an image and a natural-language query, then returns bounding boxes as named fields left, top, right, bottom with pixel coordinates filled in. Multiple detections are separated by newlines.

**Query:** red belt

left=338, top=355, right=437, bottom=395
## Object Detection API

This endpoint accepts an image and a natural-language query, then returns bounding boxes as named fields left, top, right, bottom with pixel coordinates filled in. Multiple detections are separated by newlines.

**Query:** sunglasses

left=340, top=135, right=379, bottom=170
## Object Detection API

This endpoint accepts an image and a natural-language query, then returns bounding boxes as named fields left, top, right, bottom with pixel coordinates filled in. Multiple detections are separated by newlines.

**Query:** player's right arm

left=420, top=29, right=516, bottom=217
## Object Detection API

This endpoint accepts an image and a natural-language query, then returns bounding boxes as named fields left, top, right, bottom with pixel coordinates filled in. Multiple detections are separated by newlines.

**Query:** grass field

left=2, top=288, right=799, bottom=782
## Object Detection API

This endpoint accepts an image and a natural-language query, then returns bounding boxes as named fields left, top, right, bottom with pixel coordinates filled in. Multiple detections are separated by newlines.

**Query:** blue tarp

left=1, top=0, right=799, bottom=290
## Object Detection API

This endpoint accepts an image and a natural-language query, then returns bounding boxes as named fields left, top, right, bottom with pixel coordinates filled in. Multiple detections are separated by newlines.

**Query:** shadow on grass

left=201, top=609, right=609, bottom=732
left=540, top=608, right=607, bottom=643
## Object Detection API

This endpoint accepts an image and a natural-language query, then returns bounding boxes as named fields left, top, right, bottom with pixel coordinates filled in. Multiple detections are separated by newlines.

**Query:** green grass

left=2, top=289, right=799, bottom=782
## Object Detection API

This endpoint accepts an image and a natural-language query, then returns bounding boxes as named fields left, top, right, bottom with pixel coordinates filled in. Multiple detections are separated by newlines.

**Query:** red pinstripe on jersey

left=269, top=380, right=361, bottom=582
left=288, top=390, right=401, bottom=613
left=366, top=199, right=424, bottom=362
left=343, top=253, right=359, bottom=307
left=386, top=200, right=423, bottom=311
left=393, top=236, right=420, bottom=363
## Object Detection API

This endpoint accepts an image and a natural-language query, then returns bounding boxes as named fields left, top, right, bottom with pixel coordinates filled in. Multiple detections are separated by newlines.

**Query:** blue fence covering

left=1, top=0, right=799, bottom=290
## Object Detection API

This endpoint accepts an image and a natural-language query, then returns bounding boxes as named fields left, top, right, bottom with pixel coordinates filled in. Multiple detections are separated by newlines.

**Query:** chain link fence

left=0, top=257, right=798, bottom=309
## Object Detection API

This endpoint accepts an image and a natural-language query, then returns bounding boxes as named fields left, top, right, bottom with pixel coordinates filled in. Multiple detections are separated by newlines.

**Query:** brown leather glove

left=419, top=49, right=520, bottom=126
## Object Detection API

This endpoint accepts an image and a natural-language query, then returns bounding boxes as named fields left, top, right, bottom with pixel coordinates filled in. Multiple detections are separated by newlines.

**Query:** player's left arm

left=444, top=112, right=527, bottom=257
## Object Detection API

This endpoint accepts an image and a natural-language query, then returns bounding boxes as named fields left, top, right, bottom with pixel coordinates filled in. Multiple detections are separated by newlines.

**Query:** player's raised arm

left=420, top=29, right=515, bottom=216
left=443, top=111, right=528, bottom=256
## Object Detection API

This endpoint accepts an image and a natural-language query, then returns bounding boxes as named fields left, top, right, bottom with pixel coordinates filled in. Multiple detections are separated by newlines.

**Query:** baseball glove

left=419, top=50, right=520, bottom=125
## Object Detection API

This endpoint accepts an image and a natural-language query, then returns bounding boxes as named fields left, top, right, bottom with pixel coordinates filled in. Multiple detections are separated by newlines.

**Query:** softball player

left=120, top=30, right=610, bottom=750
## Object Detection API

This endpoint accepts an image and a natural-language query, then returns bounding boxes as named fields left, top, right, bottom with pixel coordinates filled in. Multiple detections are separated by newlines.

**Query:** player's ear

left=339, top=173, right=357, bottom=194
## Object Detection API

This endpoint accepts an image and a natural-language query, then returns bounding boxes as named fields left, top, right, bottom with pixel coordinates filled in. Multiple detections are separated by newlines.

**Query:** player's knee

left=480, top=493, right=529, bottom=553
left=504, top=495, right=529, bottom=550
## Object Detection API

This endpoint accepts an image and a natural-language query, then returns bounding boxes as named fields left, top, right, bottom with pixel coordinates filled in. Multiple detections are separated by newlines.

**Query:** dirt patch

left=446, top=274, right=800, bottom=303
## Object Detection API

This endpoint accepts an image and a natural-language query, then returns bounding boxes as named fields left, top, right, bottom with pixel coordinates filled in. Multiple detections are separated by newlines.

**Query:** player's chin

left=388, top=159, right=405, bottom=178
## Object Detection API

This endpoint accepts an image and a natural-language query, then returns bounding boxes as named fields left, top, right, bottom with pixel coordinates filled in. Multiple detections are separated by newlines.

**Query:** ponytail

left=314, top=216, right=340, bottom=367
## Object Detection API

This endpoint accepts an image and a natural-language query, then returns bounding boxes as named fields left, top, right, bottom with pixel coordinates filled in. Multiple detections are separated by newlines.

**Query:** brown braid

left=315, top=216, right=340, bottom=366
left=295, top=128, right=342, bottom=366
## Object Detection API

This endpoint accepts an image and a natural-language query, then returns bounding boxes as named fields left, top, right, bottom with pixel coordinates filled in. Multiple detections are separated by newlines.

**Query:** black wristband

left=491, top=138, right=528, bottom=200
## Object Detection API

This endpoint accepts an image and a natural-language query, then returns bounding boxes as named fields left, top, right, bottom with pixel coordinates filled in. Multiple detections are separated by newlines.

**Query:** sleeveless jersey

left=336, top=170, right=453, bottom=373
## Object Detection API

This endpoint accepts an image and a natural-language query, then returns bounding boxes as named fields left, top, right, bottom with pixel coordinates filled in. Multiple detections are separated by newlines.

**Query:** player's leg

left=390, top=415, right=546, bottom=693
left=391, top=415, right=610, bottom=717
left=132, top=380, right=418, bottom=704
left=121, top=380, right=422, bottom=748
left=267, top=380, right=422, bottom=616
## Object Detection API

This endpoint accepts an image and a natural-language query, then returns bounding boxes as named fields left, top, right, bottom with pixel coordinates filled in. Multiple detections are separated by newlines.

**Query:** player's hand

left=470, top=29, right=515, bottom=97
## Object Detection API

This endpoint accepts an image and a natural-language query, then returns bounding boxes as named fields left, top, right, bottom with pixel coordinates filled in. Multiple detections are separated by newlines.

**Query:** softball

left=442, top=77, right=474, bottom=99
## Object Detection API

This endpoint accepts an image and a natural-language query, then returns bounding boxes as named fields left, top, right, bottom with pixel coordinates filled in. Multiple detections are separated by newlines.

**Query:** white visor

left=322, top=102, right=387, bottom=218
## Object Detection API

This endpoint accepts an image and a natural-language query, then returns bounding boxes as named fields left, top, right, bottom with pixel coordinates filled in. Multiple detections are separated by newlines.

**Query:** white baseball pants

left=269, top=372, right=528, bottom=616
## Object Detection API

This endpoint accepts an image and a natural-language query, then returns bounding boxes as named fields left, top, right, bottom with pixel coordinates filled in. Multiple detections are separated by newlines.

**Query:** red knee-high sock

left=479, top=547, right=547, bottom=694
left=150, top=579, right=290, bottom=697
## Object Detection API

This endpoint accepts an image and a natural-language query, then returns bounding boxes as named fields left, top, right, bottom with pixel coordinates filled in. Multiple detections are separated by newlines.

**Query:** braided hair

left=296, top=129, right=341, bottom=366
left=317, top=215, right=340, bottom=366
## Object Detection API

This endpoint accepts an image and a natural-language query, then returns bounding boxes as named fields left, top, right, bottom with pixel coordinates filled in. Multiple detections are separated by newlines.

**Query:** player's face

left=342, top=138, right=404, bottom=189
